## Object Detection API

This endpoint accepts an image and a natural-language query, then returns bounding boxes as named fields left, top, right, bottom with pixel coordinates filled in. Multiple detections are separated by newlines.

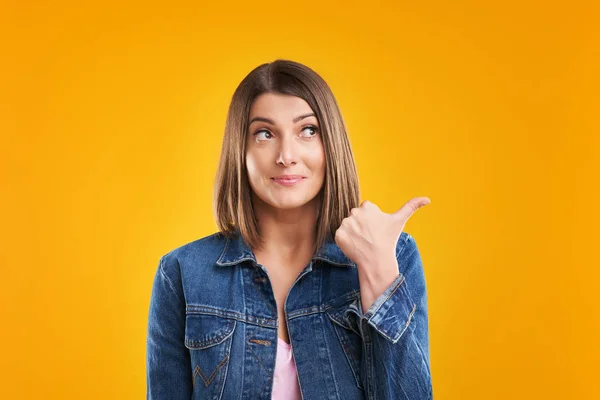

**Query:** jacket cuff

left=352, top=273, right=417, bottom=344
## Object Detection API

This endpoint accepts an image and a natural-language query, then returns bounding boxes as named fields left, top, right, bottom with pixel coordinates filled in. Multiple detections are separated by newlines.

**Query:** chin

left=251, top=185, right=321, bottom=211
left=269, top=198, right=312, bottom=210
left=260, top=192, right=319, bottom=210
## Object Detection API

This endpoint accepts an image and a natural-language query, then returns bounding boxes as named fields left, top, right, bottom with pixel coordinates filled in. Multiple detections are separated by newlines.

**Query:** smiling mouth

left=271, top=177, right=305, bottom=186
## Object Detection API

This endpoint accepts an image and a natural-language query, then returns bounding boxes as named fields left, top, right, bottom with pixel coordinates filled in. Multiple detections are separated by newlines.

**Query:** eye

left=300, top=125, right=319, bottom=138
left=254, top=129, right=273, bottom=140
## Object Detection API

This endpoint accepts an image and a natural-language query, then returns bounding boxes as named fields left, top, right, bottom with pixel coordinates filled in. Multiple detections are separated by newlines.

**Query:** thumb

left=392, top=197, right=431, bottom=227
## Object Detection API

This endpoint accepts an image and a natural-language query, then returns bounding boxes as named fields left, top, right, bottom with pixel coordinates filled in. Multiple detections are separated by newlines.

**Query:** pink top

left=271, top=337, right=301, bottom=399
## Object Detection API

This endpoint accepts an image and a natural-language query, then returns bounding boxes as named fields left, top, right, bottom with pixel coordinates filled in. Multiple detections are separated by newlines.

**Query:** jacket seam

left=185, top=305, right=277, bottom=328
left=250, top=279, right=277, bottom=315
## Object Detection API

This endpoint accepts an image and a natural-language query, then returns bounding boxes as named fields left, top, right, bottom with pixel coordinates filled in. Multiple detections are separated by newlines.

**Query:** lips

left=271, top=175, right=305, bottom=185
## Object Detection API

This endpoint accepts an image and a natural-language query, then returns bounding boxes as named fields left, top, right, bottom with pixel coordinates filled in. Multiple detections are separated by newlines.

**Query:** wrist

left=357, top=255, right=398, bottom=285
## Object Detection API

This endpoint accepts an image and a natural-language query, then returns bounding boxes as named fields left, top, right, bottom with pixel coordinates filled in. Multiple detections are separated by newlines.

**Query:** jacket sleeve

left=146, top=253, right=192, bottom=399
left=350, top=233, right=433, bottom=399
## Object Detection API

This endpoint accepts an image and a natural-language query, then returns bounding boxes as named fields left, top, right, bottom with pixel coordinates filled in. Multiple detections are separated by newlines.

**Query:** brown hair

left=213, top=59, right=360, bottom=253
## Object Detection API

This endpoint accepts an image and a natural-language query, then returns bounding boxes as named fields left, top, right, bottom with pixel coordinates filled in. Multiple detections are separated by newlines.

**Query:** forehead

left=249, top=93, right=314, bottom=120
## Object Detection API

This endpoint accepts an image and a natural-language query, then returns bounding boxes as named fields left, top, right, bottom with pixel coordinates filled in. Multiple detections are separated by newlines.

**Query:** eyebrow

left=249, top=113, right=316, bottom=125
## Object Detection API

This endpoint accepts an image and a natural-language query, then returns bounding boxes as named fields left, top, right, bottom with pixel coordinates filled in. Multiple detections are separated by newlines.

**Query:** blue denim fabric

left=146, top=230, right=432, bottom=399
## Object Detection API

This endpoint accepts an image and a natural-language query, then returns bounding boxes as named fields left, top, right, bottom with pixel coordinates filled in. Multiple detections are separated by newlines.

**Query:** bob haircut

left=214, top=59, right=360, bottom=253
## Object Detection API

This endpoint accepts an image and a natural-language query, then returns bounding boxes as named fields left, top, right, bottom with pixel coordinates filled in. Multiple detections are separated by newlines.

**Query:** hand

left=335, top=197, right=431, bottom=278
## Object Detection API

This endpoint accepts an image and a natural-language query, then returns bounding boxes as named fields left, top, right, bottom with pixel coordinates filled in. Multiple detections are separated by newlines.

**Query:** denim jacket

left=146, top=230, right=432, bottom=399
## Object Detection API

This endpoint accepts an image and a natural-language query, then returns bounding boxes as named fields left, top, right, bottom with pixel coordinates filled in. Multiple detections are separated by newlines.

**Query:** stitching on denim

left=247, top=334, right=277, bottom=400
left=318, top=312, right=340, bottom=397
left=247, top=335, right=276, bottom=395
left=326, top=310, right=351, bottom=330
left=216, top=235, right=232, bottom=265
left=365, top=274, right=405, bottom=320
left=250, top=279, right=277, bottom=315
left=365, top=277, right=418, bottom=342
left=396, top=303, right=418, bottom=339
left=185, top=319, right=235, bottom=349
left=286, top=290, right=360, bottom=321
left=286, top=305, right=321, bottom=320
left=192, top=353, right=229, bottom=387
left=386, top=302, right=417, bottom=343
left=321, top=290, right=360, bottom=311
left=363, top=333, right=374, bottom=400
left=247, top=341, right=273, bottom=379
left=185, top=305, right=277, bottom=328
left=329, top=320, right=363, bottom=389
left=260, top=379, right=271, bottom=398
left=342, top=340, right=358, bottom=361
left=216, top=235, right=257, bottom=266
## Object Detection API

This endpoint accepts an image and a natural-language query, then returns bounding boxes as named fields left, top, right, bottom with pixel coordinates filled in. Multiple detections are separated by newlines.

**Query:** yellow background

left=1, top=0, right=598, bottom=398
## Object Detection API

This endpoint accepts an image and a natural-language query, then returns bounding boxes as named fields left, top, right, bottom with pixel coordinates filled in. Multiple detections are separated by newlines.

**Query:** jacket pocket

left=326, top=301, right=364, bottom=390
left=184, top=312, right=236, bottom=399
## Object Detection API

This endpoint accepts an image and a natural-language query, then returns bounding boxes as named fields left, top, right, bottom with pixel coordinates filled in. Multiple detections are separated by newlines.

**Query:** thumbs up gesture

left=334, top=197, right=431, bottom=311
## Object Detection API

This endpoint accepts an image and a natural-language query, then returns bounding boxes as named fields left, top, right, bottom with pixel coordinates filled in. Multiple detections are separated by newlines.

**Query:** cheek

left=309, top=146, right=326, bottom=178
left=245, top=152, right=266, bottom=184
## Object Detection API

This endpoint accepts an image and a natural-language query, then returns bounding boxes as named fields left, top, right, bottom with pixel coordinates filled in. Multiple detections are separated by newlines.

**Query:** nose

left=276, top=135, right=297, bottom=167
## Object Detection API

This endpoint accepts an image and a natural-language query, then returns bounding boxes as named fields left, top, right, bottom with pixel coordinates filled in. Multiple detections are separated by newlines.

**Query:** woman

left=146, top=59, right=433, bottom=399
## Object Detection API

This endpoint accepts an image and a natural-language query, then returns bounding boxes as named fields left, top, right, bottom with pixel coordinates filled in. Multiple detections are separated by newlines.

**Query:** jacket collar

left=215, top=231, right=356, bottom=268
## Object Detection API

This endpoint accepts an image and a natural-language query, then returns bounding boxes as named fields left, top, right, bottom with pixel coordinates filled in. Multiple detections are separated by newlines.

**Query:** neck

left=251, top=194, right=320, bottom=263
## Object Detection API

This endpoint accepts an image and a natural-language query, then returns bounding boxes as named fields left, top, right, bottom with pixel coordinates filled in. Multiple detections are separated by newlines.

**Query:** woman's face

left=245, top=92, right=325, bottom=212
